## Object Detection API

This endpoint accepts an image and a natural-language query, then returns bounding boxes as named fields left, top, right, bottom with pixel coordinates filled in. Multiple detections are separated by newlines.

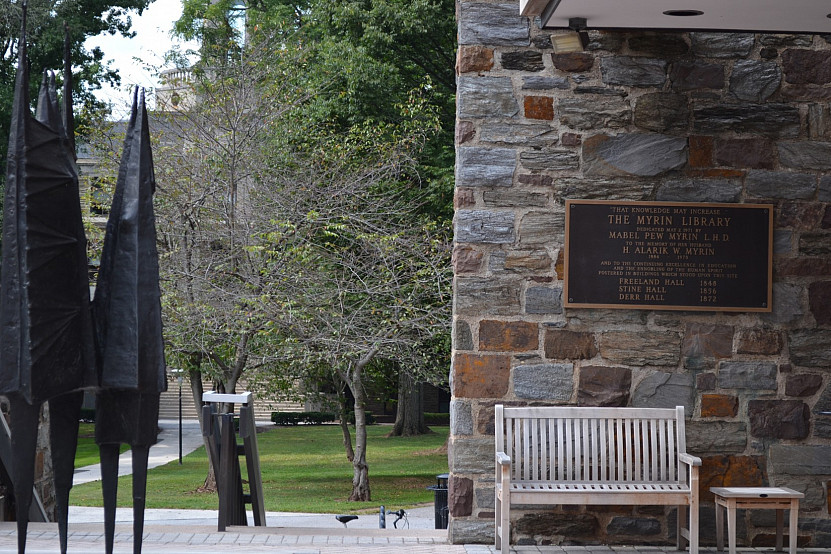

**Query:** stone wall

left=450, top=1, right=831, bottom=547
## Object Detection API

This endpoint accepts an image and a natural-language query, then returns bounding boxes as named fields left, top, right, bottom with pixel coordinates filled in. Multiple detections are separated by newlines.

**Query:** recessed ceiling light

left=663, top=10, right=704, bottom=16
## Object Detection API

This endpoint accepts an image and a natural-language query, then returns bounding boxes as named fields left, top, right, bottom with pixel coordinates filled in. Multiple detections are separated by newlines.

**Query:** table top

left=710, top=486, right=804, bottom=499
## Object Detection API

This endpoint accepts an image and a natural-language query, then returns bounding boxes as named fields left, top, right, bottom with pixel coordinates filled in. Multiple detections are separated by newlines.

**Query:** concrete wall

left=450, top=1, right=831, bottom=547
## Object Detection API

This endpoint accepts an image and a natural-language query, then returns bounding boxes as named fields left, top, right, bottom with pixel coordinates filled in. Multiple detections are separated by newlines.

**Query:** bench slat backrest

left=495, top=405, right=688, bottom=485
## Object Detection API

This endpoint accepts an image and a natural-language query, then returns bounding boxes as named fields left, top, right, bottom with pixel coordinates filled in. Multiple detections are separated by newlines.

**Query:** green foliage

left=423, top=412, right=449, bottom=426
left=70, top=424, right=449, bottom=512
left=271, top=411, right=337, bottom=425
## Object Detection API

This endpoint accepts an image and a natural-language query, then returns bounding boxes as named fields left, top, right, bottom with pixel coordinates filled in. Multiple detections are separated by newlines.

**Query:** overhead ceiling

left=521, top=0, right=831, bottom=34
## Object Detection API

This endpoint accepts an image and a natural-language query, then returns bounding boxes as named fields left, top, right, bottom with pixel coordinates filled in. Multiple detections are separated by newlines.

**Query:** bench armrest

left=679, top=453, right=702, bottom=467
left=496, top=452, right=511, bottom=466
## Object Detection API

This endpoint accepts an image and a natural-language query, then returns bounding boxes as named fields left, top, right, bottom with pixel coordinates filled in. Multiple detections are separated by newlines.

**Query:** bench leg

left=677, top=505, right=687, bottom=551
left=494, top=489, right=502, bottom=550
left=715, top=502, right=724, bottom=552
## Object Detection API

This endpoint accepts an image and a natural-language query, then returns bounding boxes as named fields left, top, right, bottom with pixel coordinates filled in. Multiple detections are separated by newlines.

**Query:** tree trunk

left=390, top=369, right=429, bottom=436
left=348, top=393, right=370, bottom=501
left=336, top=375, right=354, bottom=462
left=189, top=369, right=217, bottom=491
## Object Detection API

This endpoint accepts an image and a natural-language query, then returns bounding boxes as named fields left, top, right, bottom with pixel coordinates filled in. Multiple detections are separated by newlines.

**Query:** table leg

left=727, top=502, right=737, bottom=554
left=715, top=501, right=724, bottom=552
left=776, top=509, right=783, bottom=551
left=789, top=499, right=799, bottom=554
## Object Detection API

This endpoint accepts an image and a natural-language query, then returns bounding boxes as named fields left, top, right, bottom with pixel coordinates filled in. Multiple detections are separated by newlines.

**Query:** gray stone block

left=448, top=519, right=493, bottom=544
left=656, top=178, right=742, bottom=203
left=519, top=149, right=579, bottom=171
left=525, top=286, right=563, bottom=314
left=558, top=97, right=631, bottom=130
left=518, top=210, right=565, bottom=245
left=632, top=372, right=694, bottom=412
left=450, top=399, right=473, bottom=436
left=479, top=122, right=558, bottom=147
left=717, top=361, right=777, bottom=390
left=449, top=437, right=495, bottom=474
left=606, top=517, right=661, bottom=536
left=729, top=60, right=781, bottom=102
left=601, top=57, right=668, bottom=87
left=686, top=421, right=747, bottom=455
left=779, top=141, right=831, bottom=170
left=690, top=32, right=755, bottom=58
left=513, top=363, right=573, bottom=400
left=456, top=146, right=516, bottom=188
left=455, top=210, right=515, bottom=244
left=789, top=329, right=831, bottom=368
left=770, top=444, right=831, bottom=474
left=583, top=134, right=687, bottom=177
left=457, top=76, right=519, bottom=119
left=762, top=283, right=804, bottom=325
left=693, top=104, right=800, bottom=137
left=455, top=319, right=474, bottom=351
left=455, top=277, right=521, bottom=316
left=458, top=3, right=529, bottom=46
left=633, top=92, right=690, bottom=133
left=820, top=175, right=831, bottom=201
left=745, top=170, right=816, bottom=199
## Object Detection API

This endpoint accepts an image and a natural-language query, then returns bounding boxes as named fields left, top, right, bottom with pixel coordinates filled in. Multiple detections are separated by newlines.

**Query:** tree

left=0, top=0, right=155, bottom=179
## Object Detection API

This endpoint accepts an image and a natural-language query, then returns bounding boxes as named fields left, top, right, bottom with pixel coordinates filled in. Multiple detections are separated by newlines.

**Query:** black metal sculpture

left=92, top=87, right=166, bottom=554
left=0, top=6, right=96, bottom=553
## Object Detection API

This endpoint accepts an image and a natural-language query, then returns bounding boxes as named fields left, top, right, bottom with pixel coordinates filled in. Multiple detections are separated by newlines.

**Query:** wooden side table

left=710, top=487, right=803, bottom=554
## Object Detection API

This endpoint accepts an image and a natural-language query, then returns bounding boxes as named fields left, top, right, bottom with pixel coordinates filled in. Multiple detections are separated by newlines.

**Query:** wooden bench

left=495, top=405, right=701, bottom=552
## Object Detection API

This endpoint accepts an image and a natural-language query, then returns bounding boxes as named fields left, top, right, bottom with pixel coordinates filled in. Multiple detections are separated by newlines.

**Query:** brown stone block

left=454, top=188, right=475, bottom=209
left=823, top=206, right=831, bottom=229
left=715, top=138, right=775, bottom=169
left=561, top=132, right=582, bottom=146
left=457, top=45, right=494, bottom=73
left=783, top=49, right=831, bottom=84
left=524, top=95, right=554, bottom=120
left=785, top=374, right=823, bottom=397
left=456, top=120, right=475, bottom=145
left=684, top=168, right=745, bottom=179
left=700, top=455, right=768, bottom=502
left=452, top=353, right=510, bottom=398
left=736, top=328, right=784, bottom=355
left=577, top=365, right=631, bottom=407
left=682, top=323, right=734, bottom=359
left=828, top=480, right=831, bottom=514
left=701, top=394, right=738, bottom=417
left=775, top=257, right=831, bottom=277
left=479, top=320, right=539, bottom=352
left=552, top=52, right=594, bottom=72
left=809, top=281, right=831, bottom=325
left=697, top=372, right=716, bottom=391
left=504, top=250, right=552, bottom=272
left=518, top=174, right=554, bottom=187
left=688, top=136, right=713, bottom=168
left=478, top=511, right=495, bottom=519
left=555, top=249, right=564, bottom=279
left=544, top=329, right=597, bottom=359
left=452, top=246, right=483, bottom=274
left=748, top=399, right=810, bottom=439
left=449, top=476, right=473, bottom=517
left=777, top=202, right=825, bottom=231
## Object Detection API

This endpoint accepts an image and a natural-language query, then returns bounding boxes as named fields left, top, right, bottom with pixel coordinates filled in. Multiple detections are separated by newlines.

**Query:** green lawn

left=74, top=423, right=129, bottom=469
left=70, top=424, right=449, bottom=514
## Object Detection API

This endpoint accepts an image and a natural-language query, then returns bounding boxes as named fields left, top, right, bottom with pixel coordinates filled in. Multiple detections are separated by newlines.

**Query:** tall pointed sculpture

left=0, top=6, right=96, bottom=553
left=93, top=87, right=166, bottom=554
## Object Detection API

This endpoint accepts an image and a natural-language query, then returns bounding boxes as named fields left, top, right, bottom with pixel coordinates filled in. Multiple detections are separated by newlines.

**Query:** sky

left=84, top=0, right=198, bottom=116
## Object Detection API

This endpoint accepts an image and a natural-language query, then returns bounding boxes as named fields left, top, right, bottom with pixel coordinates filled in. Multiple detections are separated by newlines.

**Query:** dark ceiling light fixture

left=551, top=17, right=590, bottom=53
left=663, top=9, right=705, bottom=16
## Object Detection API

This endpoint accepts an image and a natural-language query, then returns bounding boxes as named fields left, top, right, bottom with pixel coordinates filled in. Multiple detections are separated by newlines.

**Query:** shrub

left=79, top=408, right=96, bottom=422
left=424, top=412, right=449, bottom=426
left=271, top=411, right=337, bottom=426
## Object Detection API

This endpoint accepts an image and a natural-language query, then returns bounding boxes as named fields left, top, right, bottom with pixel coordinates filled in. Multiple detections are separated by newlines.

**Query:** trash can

left=427, top=473, right=449, bottom=529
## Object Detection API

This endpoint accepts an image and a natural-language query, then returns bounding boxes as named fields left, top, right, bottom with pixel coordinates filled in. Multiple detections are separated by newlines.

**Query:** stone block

left=558, top=97, right=631, bottom=130
left=450, top=398, right=473, bottom=435
left=458, top=3, right=529, bottom=46
left=774, top=230, right=793, bottom=255
left=551, top=52, right=594, bottom=72
left=789, top=329, right=831, bottom=368
left=519, top=149, right=579, bottom=171
left=633, top=92, right=690, bottom=133
left=800, top=232, right=831, bottom=257
left=514, top=512, right=599, bottom=537
left=701, top=394, right=738, bottom=417
left=479, top=122, right=558, bottom=147
left=601, top=57, right=667, bottom=87
left=735, top=328, right=784, bottom=355
left=628, top=33, right=690, bottom=57
left=557, top=177, right=656, bottom=201
left=776, top=257, right=831, bottom=277
left=522, top=75, right=569, bottom=90
left=513, top=363, right=573, bottom=400
left=690, top=33, right=755, bottom=58
left=544, top=329, right=597, bottom=360
left=448, top=519, right=493, bottom=545
left=770, top=445, right=831, bottom=474
left=494, top=250, right=552, bottom=273
left=600, top=331, right=681, bottom=366
left=670, top=61, right=725, bottom=90
left=682, top=323, right=733, bottom=359
left=449, top=476, right=473, bottom=517
left=457, top=45, right=494, bottom=73
left=746, top=170, right=816, bottom=199
left=717, top=361, right=777, bottom=390
left=456, top=120, right=475, bottom=145
left=449, top=436, right=494, bottom=474
left=455, top=277, right=521, bottom=316
left=455, top=319, right=474, bottom=351
left=688, top=135, right=713, bottom=167
left=808, top=103, right=831, bottom=138
left=692, top=104, right=800, bottom=137
left=456, top=146, right=516, bottom=187
left=697, top=372, right=716, bottom=390
left=577, top=365, right=631, bottom=407
left=524, top=95, right=554, bottom=120
left=455, top=210, right=515, bottom=244
left=483, top=189, right=549, bottom=209
left=715, top=138, right=775, bottom=169
left=809, top=281, right=831, bottom=325
left=457, top=77, right=518, bottom=119
left=656, top=178, right=742, bottom=203
left=479, top=320, right=538, bottom=352
left=525, top=286, right=563, bottom=315
left=782, top=48, right=831, bottom=85
left=518, top=210, right=565, bottom=245
left=452, top=353, right=510, bottom=398
left=820, top=175, right=831, bottom=201
left=729, top=60, right=781, bottom=101
left=502, top=50, right=544, bottom=72
left=632, top=371, right=694, bottom=411
left=786, top=374, right=823, bottom=397
left=687, top=421, right=746, bottom=455
left=762, top=283, right=804, bottom=325
left=583, top=134, right=687, bottom=177
left=779, top=141, right=831, bottom=170
left=606, top=517, right=661, bottom=536
left=700, top=455, right=768, bottom=501
left=748, top=400, right=810, bottom=439
left=452, top=245, right=483, bottom=274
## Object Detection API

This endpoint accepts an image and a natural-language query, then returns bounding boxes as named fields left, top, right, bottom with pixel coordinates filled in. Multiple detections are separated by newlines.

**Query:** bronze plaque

left=565, top=200, right=773, bottom=311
